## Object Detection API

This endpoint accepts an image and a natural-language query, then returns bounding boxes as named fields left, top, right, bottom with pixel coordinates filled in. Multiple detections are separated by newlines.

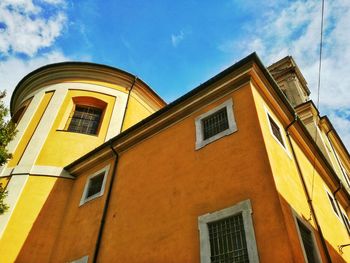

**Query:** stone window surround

left=195, top=99, right=237, bottom=150
left=292, top=208, right=323, bottom=263
left=198, top=199, right=259, bottom=263
left=79, top=165, right=110, bottom=206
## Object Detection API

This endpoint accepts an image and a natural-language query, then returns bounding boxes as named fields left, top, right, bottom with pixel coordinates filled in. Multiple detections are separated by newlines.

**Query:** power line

left=310, top=0, right=325, bottom=210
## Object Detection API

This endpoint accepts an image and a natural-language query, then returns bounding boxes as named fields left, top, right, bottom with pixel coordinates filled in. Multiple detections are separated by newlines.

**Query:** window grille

left=68, top=105, right=102, bottom=135
left=202, top=108, right=229, bottom=140
left=297, top=219, right=317, bottom=263
left=268, top=115, right=285, bottom=147
left=86, top=173, right=105, bottom=198
left=208, top=214, right=249, bottom=263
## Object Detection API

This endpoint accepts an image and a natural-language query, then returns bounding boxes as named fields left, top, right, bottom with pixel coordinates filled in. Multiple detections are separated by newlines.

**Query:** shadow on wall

left=15, top=177, right=73, bottom=263
left=278, top=193, right=348, bottom=263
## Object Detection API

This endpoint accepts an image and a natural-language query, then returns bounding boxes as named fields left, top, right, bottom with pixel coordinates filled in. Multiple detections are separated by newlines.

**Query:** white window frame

left=292, top=210, right=322, bottom=263
left=265, top=111, right=286, bottom=148
left=324, top=187, right=341, bottom=220
left=79, top=165, right=110, bottom=206
left=195, top=99, right=237, bottom=150
left=69, top=255, right=88, bottom=263
left=198, top=199, right=259, bottom=263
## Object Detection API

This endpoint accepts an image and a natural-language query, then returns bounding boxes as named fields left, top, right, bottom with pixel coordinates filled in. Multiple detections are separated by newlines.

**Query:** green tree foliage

left=0, top=91, right=16, bottom=215
left=0, top=186, right=9, bottom=214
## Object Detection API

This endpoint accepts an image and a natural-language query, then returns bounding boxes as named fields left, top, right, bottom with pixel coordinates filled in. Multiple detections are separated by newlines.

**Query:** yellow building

left=1, top=53, right=350, bottom=263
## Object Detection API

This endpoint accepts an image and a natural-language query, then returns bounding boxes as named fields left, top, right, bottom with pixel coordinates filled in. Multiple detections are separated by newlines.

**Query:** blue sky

left=0, top=0, right=350, bottom=148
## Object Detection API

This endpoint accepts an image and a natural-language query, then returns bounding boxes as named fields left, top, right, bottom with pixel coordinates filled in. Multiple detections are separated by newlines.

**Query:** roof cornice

left=11, top=61, right=165, bottom=114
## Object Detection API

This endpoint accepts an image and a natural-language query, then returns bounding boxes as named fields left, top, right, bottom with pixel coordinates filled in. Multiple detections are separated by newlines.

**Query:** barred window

left=195, top=99, right=237, bottom=150
left=198, top=200, right=259, bottom=263
left=297, top=219, right=318, bottom=263
left=208, top=214, right=249, bottom=263
left=202, top=108, right=229, bottom=140
left=68, top=105, right=102, bottom=135
left=268, top=115, right=285, bottom=147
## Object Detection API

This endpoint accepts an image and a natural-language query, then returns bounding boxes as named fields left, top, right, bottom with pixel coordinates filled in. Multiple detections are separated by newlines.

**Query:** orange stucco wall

left=52, top=83, right=296, bottom=262
left=49, top=160, right=115, bottom=262
left=100, top=85, right=293, bottom=262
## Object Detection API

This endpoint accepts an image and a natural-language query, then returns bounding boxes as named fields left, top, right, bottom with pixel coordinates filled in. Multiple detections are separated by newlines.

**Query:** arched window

left=66, top=97, right=107, bottom=135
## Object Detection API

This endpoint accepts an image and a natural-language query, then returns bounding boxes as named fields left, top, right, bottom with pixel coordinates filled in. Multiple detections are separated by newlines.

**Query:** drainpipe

left=92, top=143, right=119, bottom=263
left=285, top=114, right=332, bottom=263
left=120, top=76, right=138, bottom=132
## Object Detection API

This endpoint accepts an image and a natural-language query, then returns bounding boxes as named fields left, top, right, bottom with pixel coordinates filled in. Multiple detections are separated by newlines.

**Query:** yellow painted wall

left=122, top=92, right=157, bottom=131
left=1, top=81, right=163, bottom=263
left=0, top=176, right=73, bottom=263
left=36, top=90, right=115, bottom=167
left=251, top=82, right=350, bottom=262
left=68, top=80, right=128, bottom=94
left=7, top=92, right=54, bottom=167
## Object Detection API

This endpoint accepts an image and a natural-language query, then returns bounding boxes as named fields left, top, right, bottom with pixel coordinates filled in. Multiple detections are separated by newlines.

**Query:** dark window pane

left=327, top=193, right=339, bottom=216
left=268, top=115, right=285, bottom=147
left=341, top=212, right=350, bottom=235
left=208, top=213, right=249, bottom=263
left=297, top=220, right=317, bottom=263
left=202, top=108, right=229, bottom=140
left=86, top=173, right=105, bottom=198
left=68, top=105, right=102, bottom=135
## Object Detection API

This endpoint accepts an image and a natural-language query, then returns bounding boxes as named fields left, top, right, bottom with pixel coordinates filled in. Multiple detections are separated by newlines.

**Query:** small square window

left=198, top=199, right=259, bottom=263
left=80, top=166, right=109, bottom=206
left=268, top=115, right=285, bottom=147
left=326, top=190, right=340, bottom=218
left=195, top=99, right=237, bottom=149
left=86, top=172, right=105, bottom=199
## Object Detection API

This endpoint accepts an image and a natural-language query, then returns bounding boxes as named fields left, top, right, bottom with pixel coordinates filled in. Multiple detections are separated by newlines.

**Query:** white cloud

left=220, top=0, right=350, bottom=149
left=171, top=31, right=185, bottom=47
left=40, top=0, right=66, bottom=5
left=0, top=0, right=67, bottom=57
left=0, top=0, right=70, bottom=110
left=0, top=51, right=70, bottom=107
